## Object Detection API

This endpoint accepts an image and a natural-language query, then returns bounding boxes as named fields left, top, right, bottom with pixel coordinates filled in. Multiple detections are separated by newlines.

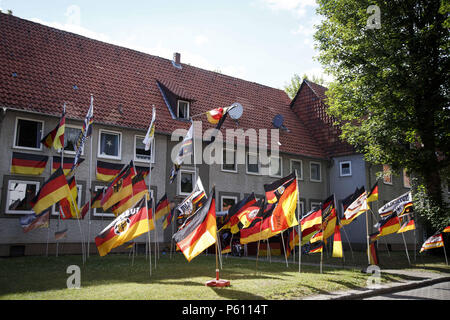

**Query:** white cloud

left=194, top=35, right=208, bottom=46
left=260, top=0, right=317, bottom=17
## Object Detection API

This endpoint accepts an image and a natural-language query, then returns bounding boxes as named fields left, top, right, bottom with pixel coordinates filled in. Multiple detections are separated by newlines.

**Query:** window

left=134, top=135, right=154, bottom=163
left=339, top=161, right=352, bottom=177
left=93, top=186, right=114, bottom=217
left=269, top=156, right=282, bottom=177
left=178, top=169, right=196, bottom=196
left=14, top=118, right=44, bottom=150
left=290, top=160, right=303, bottom=180
left=221, top=196, right=238, bottom=211
left=5, top=180, right=40, bottom=214
left=177, top=100, right=190, bottom=119
left=52, top=184, right=82, bottom=216
left=310, top=162, right=322, bottom=182
left=98, top=130, right=122, bottom=160
left=383, top=164, right=392, bottom=185
left=221, top=149, right=237, bottom=173
left=311, top=201, right=322, bottom=211
left=63, top=125, right=83, bottom=154
left=403, top=168, right=411, bottom=188
left=246, top=152, right=260, bottom=175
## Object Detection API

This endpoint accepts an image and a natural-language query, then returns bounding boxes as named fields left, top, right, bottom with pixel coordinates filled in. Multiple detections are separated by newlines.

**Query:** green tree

left=314, top=0, right=450, bottom=230
left=284, top=73, right=327, bottom=99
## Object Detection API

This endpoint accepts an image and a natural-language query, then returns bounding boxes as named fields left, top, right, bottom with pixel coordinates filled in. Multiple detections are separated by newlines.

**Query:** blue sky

left=1, top=0, right=328, bottom=89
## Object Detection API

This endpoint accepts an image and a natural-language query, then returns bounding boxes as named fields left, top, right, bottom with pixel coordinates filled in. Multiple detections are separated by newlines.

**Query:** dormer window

left=177, top=100, right=190, bottom=119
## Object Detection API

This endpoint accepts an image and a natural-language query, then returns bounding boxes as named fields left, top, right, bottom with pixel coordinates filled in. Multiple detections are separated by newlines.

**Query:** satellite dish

left=272, top=114, right=290, bottom=132
left=228, top=102, right=243, bottom=120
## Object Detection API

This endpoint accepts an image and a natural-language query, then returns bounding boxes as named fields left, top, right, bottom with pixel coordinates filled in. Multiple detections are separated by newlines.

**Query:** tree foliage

left=314, top=0, right=450, bottom=229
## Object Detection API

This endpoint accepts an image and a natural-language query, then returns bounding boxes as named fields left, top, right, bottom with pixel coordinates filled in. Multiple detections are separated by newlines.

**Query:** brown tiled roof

left=0, top=13, right=326, bottom=158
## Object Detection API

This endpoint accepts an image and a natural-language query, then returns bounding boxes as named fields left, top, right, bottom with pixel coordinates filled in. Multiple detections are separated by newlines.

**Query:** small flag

left=219, top=193, right=257, bottom=233
left=100, top=162, right=135, bottom=211
left=341, top=187, right=368, bottom=226
left=321, top=195, right=337, bottom=241
left=239, top=203, right=280, bottom=245
left=96, top=160, right=124, bottom=182
left=397, top=217, right=416, bottom=233
left=221, top=244, right=231, bottom=254
left=41, top=105, right=66, bottom=150
left=163, top=209, right=174, bottom=230
left=95, top=197, right=155, bottom=257
left=306, top=241, right=323, bottom=254
left=443, top=226, right=450, bottom=233
left=176, top=177, right=207, bottom=219
left=143, top=106, right=156, bottom=151
left=369, top=232, right=379, bottom=265
left=58, top=176, right=80, bottom=219
left=301, top=208, right=322, bottom=231
left=374, top=212, right=401, bottom=237
left=378, top=191, right=413, bottom=218
left=206, top=107, right=224, bottom=124
left=169, top=123, right=193, bottom=184
left=20, top=209, right=50, bottom=233
left=420, top=233, right=444, bottom=253
left=52, top=156, right=84, bottom=176
left=286, top=228, right=299, bottom=258
left=11, top=152, right=49, bottom=176
left=111, top=173, right=149, bottom=216
left=367, top=181, right=379, bottom=203
left=172, top=187, right=217, bottom=262
left=155, top=194, right=171, bottom=221
left=235, top=198, right=264, bottom=233
left=55, top=228, right=68, bottom=240
left=71, top=96, right=93, bottom=172
left=31, top=167, right=72, bottom=215
left=332, top=224, right=343, bottom=258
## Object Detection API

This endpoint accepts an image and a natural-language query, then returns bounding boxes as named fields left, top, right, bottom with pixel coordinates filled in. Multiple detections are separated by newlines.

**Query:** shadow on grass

left=208, top=287, right=266, bottom=300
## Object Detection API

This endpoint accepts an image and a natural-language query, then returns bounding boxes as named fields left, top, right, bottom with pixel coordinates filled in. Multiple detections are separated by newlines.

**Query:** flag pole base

left=205, top=269, right=230, bottom=287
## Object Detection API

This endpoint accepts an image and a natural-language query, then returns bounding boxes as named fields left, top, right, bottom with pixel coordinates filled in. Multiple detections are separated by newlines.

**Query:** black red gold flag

left=420, top=232, right=444, bottom=253
left=53, top=156, right=84, bottom=176
left=11, top=152, right=48, bottom=176
left=367, top=181, right=379, bottom=203
left=96, top=160, right=124, bottom=182
left=41, top=107, right=65, bottom=150
left=155, top=194, right=171, bottom=221
left=101, top=162, right=135, bottom=211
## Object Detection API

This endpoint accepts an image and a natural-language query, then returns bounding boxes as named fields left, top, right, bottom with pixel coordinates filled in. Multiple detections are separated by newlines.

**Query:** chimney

left=173, top=52, right=181, bottom=65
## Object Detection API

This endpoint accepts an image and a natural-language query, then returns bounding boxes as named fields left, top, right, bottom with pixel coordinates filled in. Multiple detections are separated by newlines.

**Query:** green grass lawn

left=1, top=249, right=448, bottom=300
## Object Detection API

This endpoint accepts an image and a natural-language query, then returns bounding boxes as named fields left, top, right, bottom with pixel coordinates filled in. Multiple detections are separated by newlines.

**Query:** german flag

left=52, top=156, right=84, bottom=176
left=301, top=208, right=322, bottom=232
left=101, top=162, right=135, bottom=211
left=11, top=152, right=48, bottom=176
left=321, top=195, right=337, bottom=241
left=367, top=181, right=379, bottom=203
left=31, top=167, right=72, bottom=215
left=341, top=187, right=368, bottom=226
left=155, top=194, right=171, bottom=221
left=420, top=232, right=444, bottom=253
left=91, top=188, right=104, bottom=208
left=163, top=209, right=174, bottom=230
left=111, top=173, right=149, bottom=216
left=301, top=224, right=321, bottom=245
left=306, top=241, right=323, bottom=254
left=206, top=107, right=224, bottom=124
left=332, top=224, right=343, bottom=258
left=41, top=108, right=65, bottom=150
left=240, top=203, right=281, bottom=245
left=397, top=216, right=415, bottom=233
left=58, top=176, right=80, bottom=219
left=236, top=199, right=264, bottom=233
left=286, top=228, right=299, bottom=258
left=96, top=160, right=124, bottom=182
left=374, top=212, right=400, bottom=237
left=221, top=244, right=231, bottom=254
left=95, top=197, right=155, bottom=257
left=172, top=188, right=217, bottom=262
left=220, top=193, right=256, bottom=232
left=135, top=165, right=151, bottom=178
left=264, top=173, right=299, bottom=232
left=309, top=230, right=323, bottom=244
left=369, top=232, right=379, bottom=265
left=443, top=226, right=450, bottom=233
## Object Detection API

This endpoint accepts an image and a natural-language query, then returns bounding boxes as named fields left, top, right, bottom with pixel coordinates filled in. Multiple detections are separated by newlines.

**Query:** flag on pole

left=374, top=212, right=401, bottom=238
left=176, top=177, right=207, bottom=219
left=306, top=241, right=323, bottom=254
left=143, top=106, right=156, bottom=151
left=420, top=233, right=444, bottom=253
left=369, top=232, right=379, bottom=265
left=397, top=215, right=416, bottom=233
left=52, top=156, right=84, bottom=176
left=11, top=152, right=48, bottom=176
left=71, top=96, right=93, bottom=172
left=367, top=181, right=379, bottom=203
left=100, top=161, right=135, bottom=211
left=155, top=194, right=171, bottom=221
left=264, top=172, right=299, bottom=232
left=301, top=208, right=322, bottom=232
left=31, top=167, right=72, bottom=215
left=111, top=173, right=149, bottom=216
left=321, top=195, right=337, bottom=241
left=378, top=191, right=413, bottom=218
left=163, top=209, right=174, bottom=230
left=219, top=193, right=257, bottom=233
left=169, top=123, right=193, bottom=184
left=205, top=105, right=235, bottom=145
left=239, top=203, right=280, bottom=245
left=286, top=228, right=299, bottom=258
left=206, top=107, right=224, bottom=124
left=96, top=160, right=124, bottom=182
left=172, top=187, right=217, bottom=262
left=20, top=208, right=50, bottom=233
left=332, top=224, right=343, bottom=258
left=95, top=197, right=155, bottom=257
left=341, top=187, right=368, bottom=226
left=41, top=105, right=66, bottom=150
left=58, top=176, right=80, bottom=219
left=236, top=198, right=265, bottom=232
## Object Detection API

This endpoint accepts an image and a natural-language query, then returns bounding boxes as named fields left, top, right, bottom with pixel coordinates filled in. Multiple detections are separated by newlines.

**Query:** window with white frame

left=339, top=161, right=352, bottom=177
left=178, top=169, right=196, bottom=196
left=311, top=201, right=322, bottom=211
left=13, top=117, right=44, bottom=150
left=5, top=179, right=40, bottom=214
left=221, top=148, right=237, bottom=173
left=52, top=184, right=82, bottom=216
left=220, top=195, right=238, bottom=211
left=177, top=100, right=190, bottom=119
left=310, top=162, right=322, bottom=182
left=63, top=125, right=83, bottom=154
left=246, top=152, right=260, bottom=175
left=134, top=135, right=154, bottom=163
left=98, top=129, right=122, bottom=160
left=269, top=156, right=282, bottom=177
left=290, top=159, right=303, bottom=180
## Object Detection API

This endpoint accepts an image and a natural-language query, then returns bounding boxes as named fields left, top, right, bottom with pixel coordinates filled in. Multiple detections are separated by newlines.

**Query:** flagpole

left=443, top=239, right=449, bottom=266
left=400, top=232, right=411, bottom=265
left=87, top=94, right=94, bottom=258
left=145, top=193, right=152, bottom=277
left=295, top=170, right=302, bottom=273
left=46, top=216, right=50, bottom=257
left=366, top=210, right=370, bottom=266
left=255, top=219, right=264, bottom=273
left=281, top=231, right=289, bottom=268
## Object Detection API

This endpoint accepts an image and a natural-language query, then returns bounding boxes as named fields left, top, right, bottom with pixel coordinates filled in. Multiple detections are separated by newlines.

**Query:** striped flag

left=397, top=216, right=416, bottom=233
left=96, top=160, right=124, bottom=182
left=41, top=105, right=66, bottom=150
left=11, top=152, right=48, bottom=176
left=58, top=176, right=80, bottom=219
left=173, top=188, right=217, bottom=262
left=374, top=212, right=401, bottom=238
left=111, top=173, right=149, bottom=216
left=219, top=193, right=257, bottom=233
left=95, top=197, right=154, bottom=257
left=367, top=181, right=379, bottom=203
left=31, top=167, right=72, bottom=215
left=163, top=209, right=174, bottom=230
left=332, top=224, right=343, bottom=258
left=155, top=194, right=171, bottom=221
left=100, top=162, right=135, bottom=211
left=52, top=156, right=84, bottom=176
left=301, top=208, right=322, bottom=232
left=420, top=233, right=444, bottom=253
left=378, top=191, right=413, bottom=218
left=341, top=187, right=368, bottom=226
left=239, top=203, right=280, bottom=245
